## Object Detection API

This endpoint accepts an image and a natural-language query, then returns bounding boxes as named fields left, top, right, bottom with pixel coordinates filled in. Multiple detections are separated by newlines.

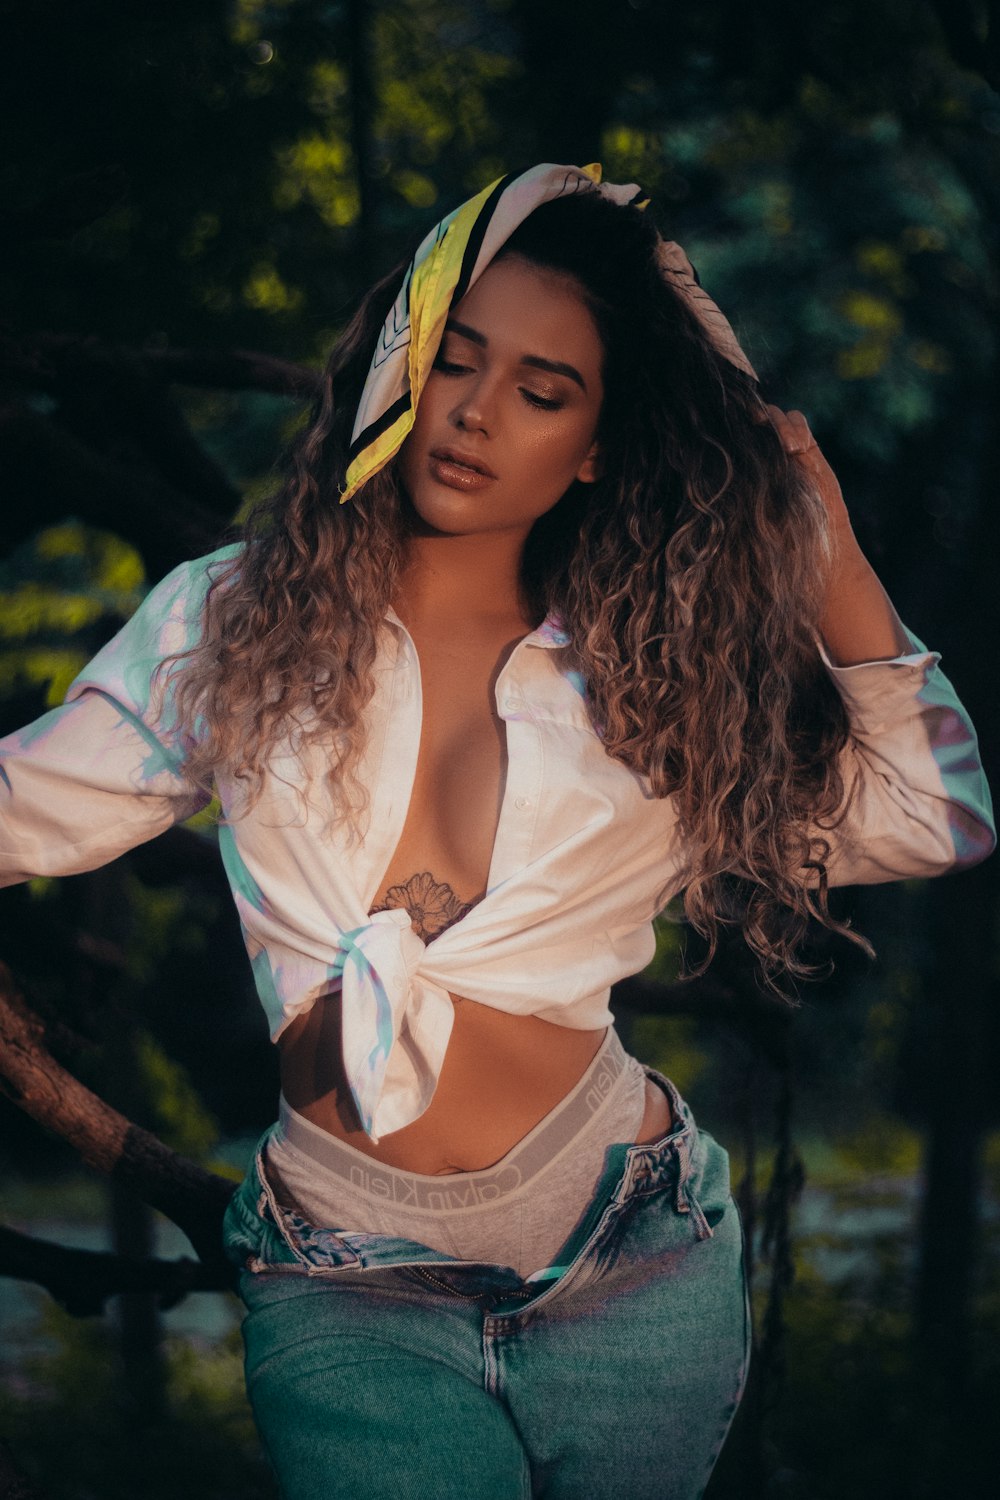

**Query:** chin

left=399, top=479, right=485, bottom=537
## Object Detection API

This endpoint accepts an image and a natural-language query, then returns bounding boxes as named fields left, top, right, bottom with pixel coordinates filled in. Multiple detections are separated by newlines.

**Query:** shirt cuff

left=816, top=629, right=942, bottom=735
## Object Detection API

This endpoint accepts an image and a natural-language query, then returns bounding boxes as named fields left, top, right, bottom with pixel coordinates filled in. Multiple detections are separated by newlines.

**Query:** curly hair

left=168, top=190, right=871, bottom=993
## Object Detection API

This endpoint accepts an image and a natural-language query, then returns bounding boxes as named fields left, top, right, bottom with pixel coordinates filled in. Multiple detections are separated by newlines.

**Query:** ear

left=575, top=440, right=604, bottom=485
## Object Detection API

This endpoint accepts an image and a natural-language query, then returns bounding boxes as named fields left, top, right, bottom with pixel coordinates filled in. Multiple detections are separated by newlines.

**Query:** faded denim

left=223, top=1069, right=750, bottom=1500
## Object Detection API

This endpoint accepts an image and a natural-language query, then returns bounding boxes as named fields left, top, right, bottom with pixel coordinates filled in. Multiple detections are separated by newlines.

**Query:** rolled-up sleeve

left=0, top=550, right=232, bottom=885
left=813, top=627, right=995, bottom=887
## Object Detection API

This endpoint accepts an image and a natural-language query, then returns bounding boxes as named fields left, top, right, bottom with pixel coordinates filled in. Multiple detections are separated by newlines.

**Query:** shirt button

left=504, top=696, right=524, bottom=712
left=514, top=796, right=530, bottom=810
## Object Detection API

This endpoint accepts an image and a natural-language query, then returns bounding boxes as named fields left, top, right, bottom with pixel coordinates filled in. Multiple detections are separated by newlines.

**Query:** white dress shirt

left=0, top=546, right=994, bottom=1139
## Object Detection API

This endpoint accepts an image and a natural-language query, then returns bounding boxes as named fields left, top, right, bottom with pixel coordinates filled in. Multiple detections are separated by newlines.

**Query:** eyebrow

left=444, top=318, right=588, bottom=393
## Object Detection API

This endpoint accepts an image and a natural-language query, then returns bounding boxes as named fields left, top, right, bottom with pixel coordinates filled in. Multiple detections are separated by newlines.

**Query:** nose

left=450, top=374, right=495, bottom=435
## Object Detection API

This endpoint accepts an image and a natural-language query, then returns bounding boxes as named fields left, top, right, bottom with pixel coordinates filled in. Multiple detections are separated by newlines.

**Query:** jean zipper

left=413, top=1265, right=536, bottom=1304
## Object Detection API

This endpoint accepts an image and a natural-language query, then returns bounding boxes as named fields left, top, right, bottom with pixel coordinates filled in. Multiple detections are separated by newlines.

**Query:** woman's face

left=397, top=254, right=605, bottom=541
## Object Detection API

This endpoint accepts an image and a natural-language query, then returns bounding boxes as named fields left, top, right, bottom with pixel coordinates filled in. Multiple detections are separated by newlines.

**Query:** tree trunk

left=910, top=340, right=1000, bottom=1496
left=110, top=1177, right=167, bottom=1427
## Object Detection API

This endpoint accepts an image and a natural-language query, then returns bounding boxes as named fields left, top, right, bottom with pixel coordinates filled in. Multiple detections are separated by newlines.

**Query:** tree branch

left=0, top=962, right=235, bottom=1273
left=2, top=332, right=320, bottom=402
left=0, top=403, right=223, bottom=575
left=0, top=1224, right=231, bottom=1317
left=145, top=345, right=321, bottom=400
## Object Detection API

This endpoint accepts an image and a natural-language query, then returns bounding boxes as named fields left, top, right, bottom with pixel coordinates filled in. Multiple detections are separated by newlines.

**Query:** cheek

left=517, top=410, right=595, bottom=465
left=529, top=426, right=598, bottom=491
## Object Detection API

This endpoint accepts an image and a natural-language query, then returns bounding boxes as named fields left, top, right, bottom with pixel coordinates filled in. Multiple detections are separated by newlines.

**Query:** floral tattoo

left=370, top=871, right=477, bottom=942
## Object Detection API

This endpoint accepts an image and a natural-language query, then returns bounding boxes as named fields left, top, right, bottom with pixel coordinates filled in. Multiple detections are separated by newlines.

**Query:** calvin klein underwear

left=264, top=1025, right=650, bottom=1278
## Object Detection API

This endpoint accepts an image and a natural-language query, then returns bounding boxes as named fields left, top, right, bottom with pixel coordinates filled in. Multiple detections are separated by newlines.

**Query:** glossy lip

left=429, top=445, right=496, bottom=479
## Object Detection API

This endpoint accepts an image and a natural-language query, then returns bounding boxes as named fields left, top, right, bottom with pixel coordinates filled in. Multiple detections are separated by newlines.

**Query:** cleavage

left=366, top=630, right=517, bottom=942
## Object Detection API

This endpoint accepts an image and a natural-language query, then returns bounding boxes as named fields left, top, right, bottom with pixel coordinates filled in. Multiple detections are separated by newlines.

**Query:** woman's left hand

left=763, top=404, right=853, bottom=537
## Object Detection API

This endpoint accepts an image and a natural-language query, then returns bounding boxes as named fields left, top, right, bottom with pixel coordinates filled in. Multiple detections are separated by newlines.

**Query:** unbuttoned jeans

left=223, top=1070, right=750, bottom=1500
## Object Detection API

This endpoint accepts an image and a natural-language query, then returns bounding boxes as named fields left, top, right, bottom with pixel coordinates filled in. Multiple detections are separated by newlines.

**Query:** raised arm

left=767, top=404, right=911, bottom=666
left=767, top=406, right=995, bottom=885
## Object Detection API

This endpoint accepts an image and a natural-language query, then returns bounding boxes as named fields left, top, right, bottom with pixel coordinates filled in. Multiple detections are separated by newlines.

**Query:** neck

left=395, top=529, right=534, bottom=634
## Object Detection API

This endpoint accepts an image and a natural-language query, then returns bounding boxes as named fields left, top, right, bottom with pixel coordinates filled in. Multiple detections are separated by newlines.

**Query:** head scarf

left=340, top=161, right=757, bottom=504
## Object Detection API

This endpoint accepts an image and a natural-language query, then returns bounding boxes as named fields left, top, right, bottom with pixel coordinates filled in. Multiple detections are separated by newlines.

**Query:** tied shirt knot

left=334, top=908, right=455, bottom=1141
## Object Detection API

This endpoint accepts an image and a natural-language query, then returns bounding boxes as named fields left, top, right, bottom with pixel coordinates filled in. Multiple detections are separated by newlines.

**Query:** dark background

left=0, top=2, right=997, bottom=1497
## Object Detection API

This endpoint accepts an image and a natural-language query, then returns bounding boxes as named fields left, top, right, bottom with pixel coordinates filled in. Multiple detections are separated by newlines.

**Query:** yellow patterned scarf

left=340, top=161, right=757, bottom=504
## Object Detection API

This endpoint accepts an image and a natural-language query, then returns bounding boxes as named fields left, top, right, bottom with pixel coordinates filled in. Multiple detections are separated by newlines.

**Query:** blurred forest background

left=0, top=1, right=998, bottom=1497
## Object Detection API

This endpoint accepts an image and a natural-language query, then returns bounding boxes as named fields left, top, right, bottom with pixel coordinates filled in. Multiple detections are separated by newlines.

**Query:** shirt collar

left=523, top=614, right=571, bottom=649
left=384, top=607, right=571, bottom=651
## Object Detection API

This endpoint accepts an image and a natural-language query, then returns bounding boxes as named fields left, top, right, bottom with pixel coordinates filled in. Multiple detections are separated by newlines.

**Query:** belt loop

left=674, top=1133, right=692, bottom=1212
left=254, top=1132, right=317, bottom=1266
left=254, top=1129, right=285, bottom=1224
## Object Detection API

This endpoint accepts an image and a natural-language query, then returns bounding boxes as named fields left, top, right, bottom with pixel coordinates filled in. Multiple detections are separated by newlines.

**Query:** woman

left=0, top=163, right=994, bottom=1498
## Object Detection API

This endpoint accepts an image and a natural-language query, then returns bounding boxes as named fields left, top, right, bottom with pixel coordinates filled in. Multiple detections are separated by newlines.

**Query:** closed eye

left=433, top=356, right=473, bottom=376
left=433, top=353, right=564, bottom=411
left=521, top=389, right=563, bottom=411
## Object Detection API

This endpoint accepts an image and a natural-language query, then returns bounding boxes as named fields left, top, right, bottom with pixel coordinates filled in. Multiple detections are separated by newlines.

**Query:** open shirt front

left=0, top=546, right=994, bottom=1139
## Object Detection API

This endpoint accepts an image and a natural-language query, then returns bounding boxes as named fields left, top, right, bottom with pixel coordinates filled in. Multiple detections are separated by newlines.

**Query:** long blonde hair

left=169, top=192, right=870, bottom=993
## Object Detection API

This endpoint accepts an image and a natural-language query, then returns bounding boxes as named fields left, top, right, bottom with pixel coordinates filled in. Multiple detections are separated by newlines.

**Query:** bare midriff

left=276, top=606, right=673, bottom=1176
left=278, top=994, right=673, bottom=1175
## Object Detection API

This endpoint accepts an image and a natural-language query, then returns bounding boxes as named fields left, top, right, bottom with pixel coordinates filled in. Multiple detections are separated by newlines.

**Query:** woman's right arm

left=0, top=550, right=233, bottom=886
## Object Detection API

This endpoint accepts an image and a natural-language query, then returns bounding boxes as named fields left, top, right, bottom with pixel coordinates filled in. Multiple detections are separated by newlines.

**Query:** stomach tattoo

left=369, top=871, right=478, bottom=942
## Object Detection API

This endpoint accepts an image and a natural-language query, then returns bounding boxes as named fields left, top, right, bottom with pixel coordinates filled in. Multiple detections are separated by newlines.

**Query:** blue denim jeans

left=223, top=1069, right=750, bottom=1500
